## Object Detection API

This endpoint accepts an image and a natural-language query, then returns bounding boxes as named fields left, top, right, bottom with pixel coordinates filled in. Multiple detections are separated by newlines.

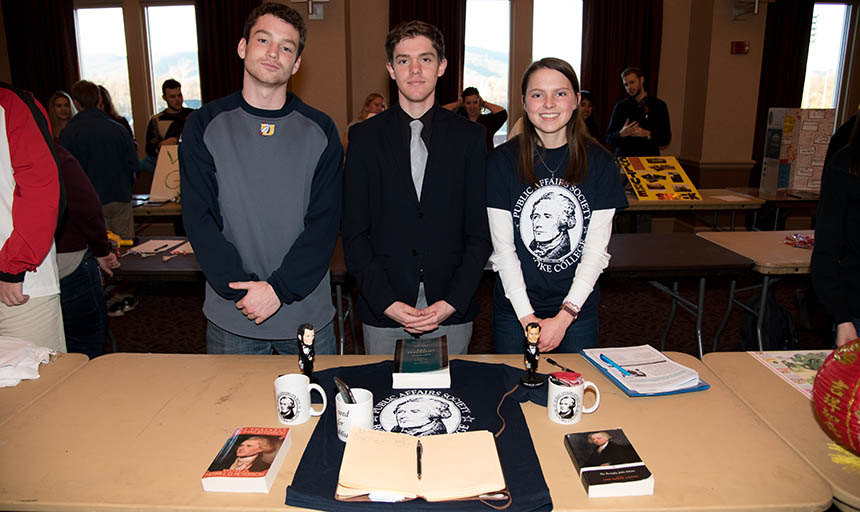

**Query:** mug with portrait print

left=547, top=371, right=599, bottom=424
left=274, top=373, right=327, bottom=425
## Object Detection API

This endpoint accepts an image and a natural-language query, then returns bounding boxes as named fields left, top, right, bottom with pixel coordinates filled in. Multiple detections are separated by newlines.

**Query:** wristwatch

left=560, top=301, right=579, bottom=321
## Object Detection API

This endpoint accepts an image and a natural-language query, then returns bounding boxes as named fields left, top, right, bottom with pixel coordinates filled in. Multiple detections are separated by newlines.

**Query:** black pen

left=416, top=440, right=423, bottom=480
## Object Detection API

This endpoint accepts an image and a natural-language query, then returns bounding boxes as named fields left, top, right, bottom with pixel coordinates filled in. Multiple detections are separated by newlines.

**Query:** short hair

left=385, top=20, right=445, bottom=63
left=462, top=87, right=479, bottom=99
left=394, top=397, right=452, bottom=420
left=526, top=322, right=540, bottom=332
left=621, top=67, right=643, bottom=79
left=532, top=191, right=577, bottom=231
left=243, top=2, right=307, bottom=57
left=70, top=80, right=101, bottom=110
left=162, top=79, right=181, bottom=95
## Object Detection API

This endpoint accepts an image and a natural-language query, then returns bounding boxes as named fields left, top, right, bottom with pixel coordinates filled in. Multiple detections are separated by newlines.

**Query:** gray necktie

left=409, top=119, right=428, bottom=199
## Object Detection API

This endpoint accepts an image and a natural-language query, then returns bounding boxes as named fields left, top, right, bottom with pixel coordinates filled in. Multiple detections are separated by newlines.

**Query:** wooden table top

left=606, top=233, right=753, bottom=278
left=697, top=230, right=814, bottom=275
left=0, top=352, right=88, bottom=427
left=113, top=236, right=348, bottom=283
left=0, top=353, right=831, bottom=511
left=729, top=187, right=820, bottom=204
left=625, top=188, right=766, bottom=212
left=704, top=352, right=859, bottom=511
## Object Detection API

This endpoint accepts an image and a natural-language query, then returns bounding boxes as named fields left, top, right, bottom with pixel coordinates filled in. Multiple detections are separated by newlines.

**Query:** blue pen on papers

left=600, top=354, right=631, bottom=376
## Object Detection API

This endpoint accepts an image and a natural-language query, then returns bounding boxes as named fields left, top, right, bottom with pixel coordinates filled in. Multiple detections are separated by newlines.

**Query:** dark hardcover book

left=392, top=336, right=450, bottom=389
left=564, top=428, right=654, bottom=498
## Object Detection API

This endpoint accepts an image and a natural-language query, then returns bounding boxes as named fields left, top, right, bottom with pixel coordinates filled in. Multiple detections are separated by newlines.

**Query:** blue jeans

left=492, top=300, right=599, bottom=354
left=206, top=319, right=336, bottom=355
left=60, top=253, right=107, bottom=359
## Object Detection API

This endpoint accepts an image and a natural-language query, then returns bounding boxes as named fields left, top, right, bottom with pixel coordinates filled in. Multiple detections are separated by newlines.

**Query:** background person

left=444, top=86, right=507, bottom=152
left=141, top=78, right=194, bottom=173
left=0, top=83, right=65, bottom=351
left=98, top=85, right=135, bottom=144
left=342, top=92, right=386, bottom=148
left=486, top=57, right=627, bottom=354
left=605, top=66, right=671, bottom=157
left=579, top=90, right=601, bottom=142
left=812, top=111, right=860, bottom=347
left=54, top=144, right=119, bottom=358
left=47, top=90, right=77, bottom=142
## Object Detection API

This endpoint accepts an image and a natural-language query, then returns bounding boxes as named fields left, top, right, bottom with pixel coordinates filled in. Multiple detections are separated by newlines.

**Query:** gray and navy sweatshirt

left=179, top=91, right=343, bottom=339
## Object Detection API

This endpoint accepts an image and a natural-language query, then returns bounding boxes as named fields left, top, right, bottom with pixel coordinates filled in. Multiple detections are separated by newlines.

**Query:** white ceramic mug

left=335, top=388, right=373, bottom=442
left=274, top=374, right=327, bottom=425
left=547, top=371, right=600, bottom=424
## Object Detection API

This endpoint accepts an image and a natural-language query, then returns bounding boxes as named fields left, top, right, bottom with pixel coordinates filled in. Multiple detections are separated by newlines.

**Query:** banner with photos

left=619, top=156, right=701, bottom=201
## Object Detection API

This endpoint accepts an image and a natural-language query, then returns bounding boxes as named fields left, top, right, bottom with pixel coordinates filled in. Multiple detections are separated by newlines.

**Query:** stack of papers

left=582, top=345, right=707, bottom=396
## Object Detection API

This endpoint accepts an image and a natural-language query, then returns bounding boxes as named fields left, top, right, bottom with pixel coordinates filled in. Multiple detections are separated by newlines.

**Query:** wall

left=283, top=0, right=349, bottom=133
left=664, top=0, right=767, bottom=187
left=347, top=0, right=390, bottom=125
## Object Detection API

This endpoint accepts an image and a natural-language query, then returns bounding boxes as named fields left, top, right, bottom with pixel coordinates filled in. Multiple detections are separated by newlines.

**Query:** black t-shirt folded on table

left=285, top=359, right=552, bottom=511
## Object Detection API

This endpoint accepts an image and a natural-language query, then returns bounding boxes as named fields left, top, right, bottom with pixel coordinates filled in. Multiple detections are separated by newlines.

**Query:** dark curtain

left=749, top=1, right=815, bottom=186
left=388, top=0, right=467, bottom=106
left=581, top=0, right=663, bottom=148
left=195, top=0, right=262, bottom=104
left=2, top=0, right=79, bottom=108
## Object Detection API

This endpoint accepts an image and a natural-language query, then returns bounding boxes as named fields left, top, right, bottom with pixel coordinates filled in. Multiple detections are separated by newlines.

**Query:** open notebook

left=336, top=428, right=509, bottom=503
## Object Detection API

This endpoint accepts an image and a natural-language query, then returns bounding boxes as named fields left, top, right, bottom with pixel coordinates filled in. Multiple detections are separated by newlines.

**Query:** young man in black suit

left=342, top=20, right=491, bottom=354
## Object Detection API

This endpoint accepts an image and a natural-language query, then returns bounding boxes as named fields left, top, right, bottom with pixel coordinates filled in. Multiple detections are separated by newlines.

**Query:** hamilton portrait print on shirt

left=372, top=390, right=475, bottom=436
left=513, top=177, right=592, bottom=273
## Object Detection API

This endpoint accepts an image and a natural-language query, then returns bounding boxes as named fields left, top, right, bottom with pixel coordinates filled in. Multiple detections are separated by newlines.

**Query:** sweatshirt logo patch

left=259, top=123, right=275, bottom=136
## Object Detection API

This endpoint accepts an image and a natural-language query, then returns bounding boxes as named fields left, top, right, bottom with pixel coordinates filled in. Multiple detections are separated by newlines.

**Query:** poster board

left=618, top=156, right=701, bottom=201
left=759, top=108, right=834, bottom=194
left=149, top=144, right=180, bottom=202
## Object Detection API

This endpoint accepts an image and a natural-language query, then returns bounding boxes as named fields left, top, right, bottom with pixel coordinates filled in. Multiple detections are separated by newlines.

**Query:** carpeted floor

left=104, top=270, right=833, bottom=357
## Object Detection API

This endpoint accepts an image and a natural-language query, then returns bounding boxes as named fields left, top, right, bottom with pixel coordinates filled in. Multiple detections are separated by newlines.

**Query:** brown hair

left=98, top=85, right=120, bottom=119
left=385, top=20, right=445, bottom=63
left=47, top=90, right=77, bottom=134
left=242, top=2, right=307, bottom=57
left=70, top=80, right=101, bottom=110
left=621, top=66, right=643, bottom=79
left=517, top=58, right=591, bottom=186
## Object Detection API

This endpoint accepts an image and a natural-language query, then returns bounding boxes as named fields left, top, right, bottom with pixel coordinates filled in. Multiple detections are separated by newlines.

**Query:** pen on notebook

left=151, top=243, right=169, bottom=252
left=416, top=440, right=423, bottom=480
left=600, top=354, right=631, bottom=377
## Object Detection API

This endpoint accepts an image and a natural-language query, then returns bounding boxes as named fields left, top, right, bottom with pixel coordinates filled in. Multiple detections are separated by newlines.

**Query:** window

left=74, top=2, right=200, bottom=142
left=532, top=0, right=584, bottom=80
left=75, top=7, right=133, bottom=125
left=464, top=0, right=510, bottom=146
left=801, top=3, right=850, bottom=109
left=145, top=4, right=201, bottom=111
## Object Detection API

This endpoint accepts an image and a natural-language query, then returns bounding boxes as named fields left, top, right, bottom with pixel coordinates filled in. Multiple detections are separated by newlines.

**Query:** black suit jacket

left=342, top=105, right=492, bottom=327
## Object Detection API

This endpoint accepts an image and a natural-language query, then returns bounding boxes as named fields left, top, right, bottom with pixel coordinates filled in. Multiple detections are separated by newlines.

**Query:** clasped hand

left=385, top=300, right=456, bottom=334
left=519, top=312, right=574, bottom=352
left=230, top=281, right=282, bottom=324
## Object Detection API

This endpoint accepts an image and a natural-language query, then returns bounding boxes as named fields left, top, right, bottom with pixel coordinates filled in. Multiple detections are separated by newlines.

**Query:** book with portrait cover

left=201, top=427, right=291, bottom=493
left=392, top=336, right=450, bottom=389
left=564, top=428, right=653, bottom=498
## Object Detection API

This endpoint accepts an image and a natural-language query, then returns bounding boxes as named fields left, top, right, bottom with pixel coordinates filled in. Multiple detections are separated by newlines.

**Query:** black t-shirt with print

left=286, top=360, right=552, bottom=511
left=486, top=140, right=628, bottom=318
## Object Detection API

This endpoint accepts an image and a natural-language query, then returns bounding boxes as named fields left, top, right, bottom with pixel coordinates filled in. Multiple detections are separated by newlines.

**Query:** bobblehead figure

left=521, top=322, right=544, bottom=388
left=297, top=323, right=316, bottom=383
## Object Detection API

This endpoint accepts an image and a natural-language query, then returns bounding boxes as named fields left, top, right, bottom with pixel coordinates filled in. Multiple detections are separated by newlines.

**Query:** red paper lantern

left=812, top=338, right=860, bottom=456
